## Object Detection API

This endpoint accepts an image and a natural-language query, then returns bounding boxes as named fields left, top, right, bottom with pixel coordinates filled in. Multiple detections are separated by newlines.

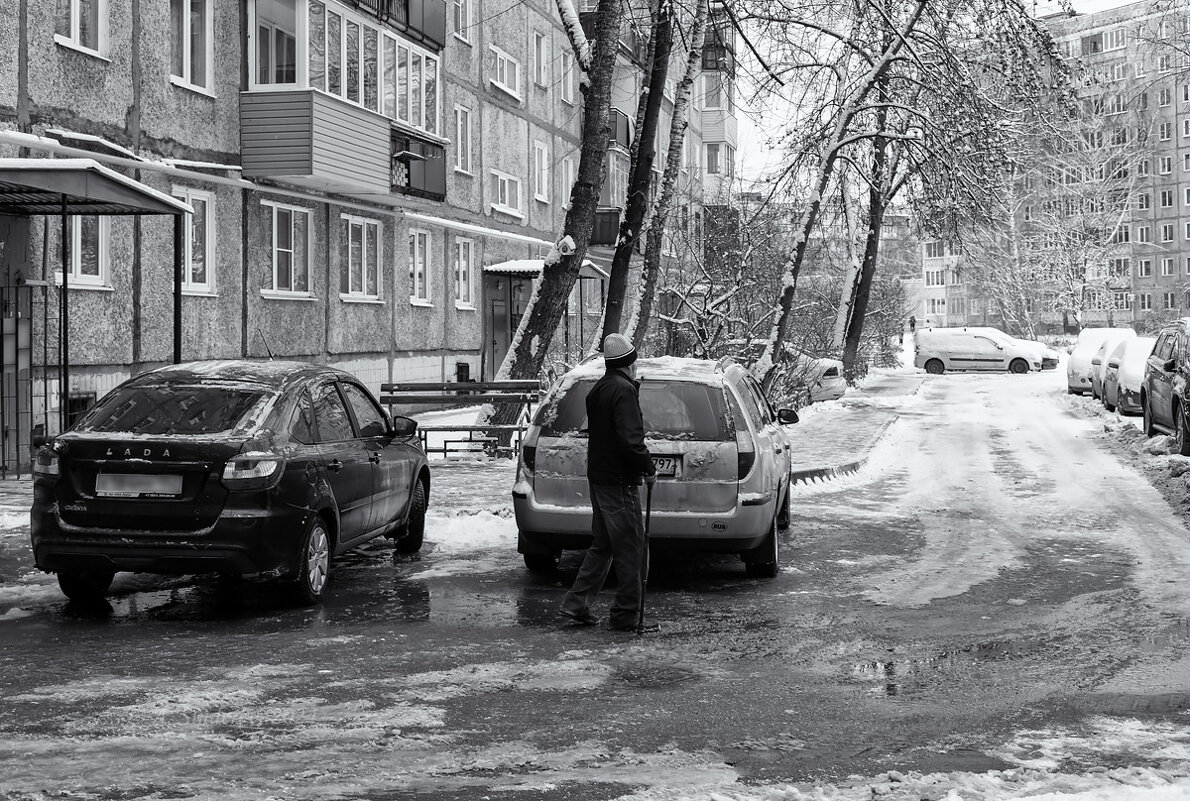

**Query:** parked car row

left=1141, top=318, right=1190, bottom=454
left=914, top=327, right=1058, bottom=374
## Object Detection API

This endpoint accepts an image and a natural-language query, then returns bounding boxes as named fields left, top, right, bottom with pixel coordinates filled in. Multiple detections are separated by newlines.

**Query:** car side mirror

left=391, top=415, right=418, bottom=437
left=777, top=408, right=799, bottom=425
left=1164, top=358, right=1178, bottom=372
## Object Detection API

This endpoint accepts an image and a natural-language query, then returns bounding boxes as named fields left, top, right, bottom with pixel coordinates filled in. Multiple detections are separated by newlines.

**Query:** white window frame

left=170, top=0, right=214, bottom=92
left=55, top=0, right=108, bottom=57
left=454, top=237, right=475, bottom=309
left=1160, top=156, right=1173, bottom=174
left=173, top=186, right=216, bottom=295
left=533, top=141, right=549, bottom=202
left=561, top=51, right=575, bottom=104
left=1183, top=118, right=1190, bottom=138
left=1105, top=27, right=1126, bottom=50
left=1163, top=257, right=1175, bottom=276
left=490, top=45, right=522, bottom=100
left=451, top=0, right=471, bottom=43
left=58, top=216, right=111, bottom=289
left=561, top=156, right=575, bottom=204
left=409, top=228, right=432, bottom=305
left=533, top=32, right=549, bottom=88
left=1164, top=224, right=1176, bottom=243
left=1138, top=225, right=1152, bottom=243
left=1140, top=292, right=1153, bottom=310
left=1165, top=292, right=1178, bottom=310
left=1138, top=259, right=1152, bottom=277
left=1161, top=88, right=1172, bottom=106
left=1162, top=189, right=1175, bottom=207
left=490, top=169, right=523, bottom=218
left=454, top=105, right=472, bottom=174
left=339, top=213, right=382, bottom=301
left=706, top=142, right=721, bottom=174
left=1160, top=121, right=1172, bottom=141
left=262, top=201, right=312, bottom=297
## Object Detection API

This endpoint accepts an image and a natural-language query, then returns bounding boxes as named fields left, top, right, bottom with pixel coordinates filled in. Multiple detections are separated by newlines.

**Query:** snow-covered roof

left=483, top=259, right=609, bottom=279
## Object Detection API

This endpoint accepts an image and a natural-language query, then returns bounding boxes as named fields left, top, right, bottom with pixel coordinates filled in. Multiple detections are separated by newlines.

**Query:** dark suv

left=1141, top=318, right=1190, bottom=454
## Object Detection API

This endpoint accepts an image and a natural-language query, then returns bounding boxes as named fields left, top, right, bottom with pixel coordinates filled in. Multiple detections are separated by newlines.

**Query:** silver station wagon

left=512, top=355, right=798, bottom=578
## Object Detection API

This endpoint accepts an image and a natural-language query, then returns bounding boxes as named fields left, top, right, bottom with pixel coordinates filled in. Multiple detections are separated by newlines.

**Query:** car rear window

left=539, top=378, right=732, bottom=441
left=76, top=384, right=268, bottom=435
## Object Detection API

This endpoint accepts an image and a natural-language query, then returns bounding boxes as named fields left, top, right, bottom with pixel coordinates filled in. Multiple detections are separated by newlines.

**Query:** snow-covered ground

left=6, top=340, right=1190, bottom=800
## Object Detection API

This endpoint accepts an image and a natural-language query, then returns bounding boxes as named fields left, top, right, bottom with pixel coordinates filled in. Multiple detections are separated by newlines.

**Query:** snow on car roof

left=136, top=359, right=338, bottom=387
left=562, top=355, right=728, bottom=384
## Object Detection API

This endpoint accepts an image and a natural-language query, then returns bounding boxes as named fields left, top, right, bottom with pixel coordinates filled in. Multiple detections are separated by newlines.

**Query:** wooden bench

left=379, top=380, right=542, bottom=457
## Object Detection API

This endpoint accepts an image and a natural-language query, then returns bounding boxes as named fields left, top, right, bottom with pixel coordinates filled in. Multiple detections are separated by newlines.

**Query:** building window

left=561, top=156, right=575, bottom=202
left=1161, top=87, right=1172, bottom=106
left=1112, top=226, right=1131, bottom=244
left=170, top=0, right=211, bottom=89
left=490, top=170, right=523, bottom=216
left=255, top=0, right=296, bottom=85
left=706, top=143, right=721, bottom=174
left=1184, top=84, right=1190, bottom=103
left=454, top=105, right=471, bottom=173
left=1138, top=159, right=1150, bottom=177
left=1140, top=292, right=1153, bottom=310
left=1138, top=259, right=1152, bottom=277
left=1162, top=189, right=1175, bottom=207
left=1163, top=224, right=1176, bottom=243
left=409, top=228, right=431, bottom=303
left=59, top=216, right=110, bottom=288
left=172, top=186, right=215, bottom=293
left=1160, top=156, right=1173, bottom=174
left=339, top=214, right=380, bottom=299
left=1138, top=225, right=1152, bottom=243
left=1160, top=122, right=1172, bottom=141
left=490, top=46, right=521, bottom=99
left=533, top=32, right=548, bottom=87
left=1109, top=258, right=1130, bottom=277
left=1184, top=152, right=1190, bottom=171
left=1105, top=27, right=1126, bottom=49
left=1185, top=221, right=1190, bottom=239
left=263, top=202, right=310, bottom=294
left=561, top=52, right=575, bottom=104
left=1165, top=292, right=1177, bottom=310
left=55, top=0, right=106, bottom=54
left=1163, top=257, right=1175, bottom=276
left=1137, top=192, right=1151, bottom=210
left=451, top=0, right=470, bottom=41
left=454, top=237, right=474, bottom=307
left=533, top=142, right=549, bottom=202
left=1116, top=292, right=1133, bottom=310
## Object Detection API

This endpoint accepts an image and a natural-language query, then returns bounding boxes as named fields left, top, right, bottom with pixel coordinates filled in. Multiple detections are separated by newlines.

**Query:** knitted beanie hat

left=603, top=333, right=637, bottom=369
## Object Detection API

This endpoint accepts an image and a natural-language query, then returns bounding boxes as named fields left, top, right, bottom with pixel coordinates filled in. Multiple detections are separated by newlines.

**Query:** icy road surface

left=1, top=366, right=1190, bottom=800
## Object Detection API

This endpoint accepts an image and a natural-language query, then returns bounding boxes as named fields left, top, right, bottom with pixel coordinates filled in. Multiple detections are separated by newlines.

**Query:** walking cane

left=637, top=480, right=653, bottom=636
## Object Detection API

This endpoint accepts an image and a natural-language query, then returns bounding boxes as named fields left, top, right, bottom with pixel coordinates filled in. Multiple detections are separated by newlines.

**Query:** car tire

left=1143, top=394, right=1157, bottom=436
left=1104, top=390, right=1116, bottom=412
left=1176, top=404, right=1190, bottom=457
left=924, top=359, right=944, bottom=375
left=57, top=570, right=114, bottom=603
left=744, top=517, right=779, bottom=579
left=288, top=515, right=331, bottom=606
left=523, top=552, right=560, bottom=573
left=1067, top=387, right=1079, bottom=395
left=776, top=482, right=790, bottom=530
left=395, top=480, right=427, bottom=555
left=1009, top=358, right=1029, bottom=374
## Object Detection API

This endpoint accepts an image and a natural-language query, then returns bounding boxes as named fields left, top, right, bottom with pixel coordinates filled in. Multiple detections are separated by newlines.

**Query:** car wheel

left=288, top=515, right=331, bottom=605
left=523, top=552, right=560, bottom=573
left=1104, top=389, right=1116, bottom=412
left=924, top=359, right=944, bottom=375
left=57, top=570, right=114, bottom=603
left=1176, top=404, right=1190, bottom=457
left=1143, top=394, right=1157, bottom=436
left=744, top=517, right=780, bottom=579
left=1009, top=358, right=1029, bottom=374
left=776, top=482, right=790, bottom=530
left=395, top=480, right=427, bottom=555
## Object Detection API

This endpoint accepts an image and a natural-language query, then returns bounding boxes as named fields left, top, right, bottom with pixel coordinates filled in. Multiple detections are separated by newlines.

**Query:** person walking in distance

left=560, top=333, right=658, bottom=632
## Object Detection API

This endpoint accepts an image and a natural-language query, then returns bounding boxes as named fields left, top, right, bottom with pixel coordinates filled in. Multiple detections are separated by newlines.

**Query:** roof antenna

left=257, top=327, right=275, bottom=360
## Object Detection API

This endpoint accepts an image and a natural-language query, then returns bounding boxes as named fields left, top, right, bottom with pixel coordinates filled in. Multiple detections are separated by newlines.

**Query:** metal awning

left=0, top=158, right=192, bottom=216
left=0, top=158, right=191, bottom=432
left=483, top=258, right=610, bottom=280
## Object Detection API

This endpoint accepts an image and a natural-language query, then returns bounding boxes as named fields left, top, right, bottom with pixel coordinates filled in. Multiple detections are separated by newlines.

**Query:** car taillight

left=221, top=452, right=283, bottom=489
left=522, top=445, right=536, bottom=472
left=34, top=448, right=60, bottom=479
left=736, top=430, right=755, bottom=479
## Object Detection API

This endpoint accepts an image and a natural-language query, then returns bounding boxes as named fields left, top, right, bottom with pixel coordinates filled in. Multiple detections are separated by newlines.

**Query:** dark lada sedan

left=32, top=360, right=430, bottom=605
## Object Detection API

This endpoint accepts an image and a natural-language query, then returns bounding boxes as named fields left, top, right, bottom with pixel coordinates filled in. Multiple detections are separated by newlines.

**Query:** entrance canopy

left=0, top=158, right=192, bottom=433
left=483, top=258, right=610, bottom=280
left=0, top=158, right=191, bottom=216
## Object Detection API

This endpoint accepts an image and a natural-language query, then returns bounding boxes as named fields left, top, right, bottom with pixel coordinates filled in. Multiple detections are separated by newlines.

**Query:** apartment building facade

left=0, top=0, right=729, bottom=466
left=917, top=2, right=1190, bottom=333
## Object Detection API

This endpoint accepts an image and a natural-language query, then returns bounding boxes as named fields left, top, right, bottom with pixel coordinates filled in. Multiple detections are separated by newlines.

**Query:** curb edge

left=789, top=415, right=898, bottom=486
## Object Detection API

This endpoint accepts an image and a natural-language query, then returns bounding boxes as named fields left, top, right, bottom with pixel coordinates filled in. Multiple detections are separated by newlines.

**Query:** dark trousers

left=561, top=482, right=645, bottom=627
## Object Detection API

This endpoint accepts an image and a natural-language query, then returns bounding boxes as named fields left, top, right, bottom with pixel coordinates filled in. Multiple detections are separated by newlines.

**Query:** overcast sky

left=734, top=0, right=1145, bottom=186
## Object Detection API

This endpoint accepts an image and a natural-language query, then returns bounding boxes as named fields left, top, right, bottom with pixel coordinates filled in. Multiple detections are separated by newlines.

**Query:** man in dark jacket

left=560, top=333, right=657, bottom=631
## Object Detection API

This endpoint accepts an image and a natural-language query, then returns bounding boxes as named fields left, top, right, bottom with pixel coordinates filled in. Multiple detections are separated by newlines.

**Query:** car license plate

left=95, top=473, right=183, bottom=499
left=652, top=456, right=679, bottom=477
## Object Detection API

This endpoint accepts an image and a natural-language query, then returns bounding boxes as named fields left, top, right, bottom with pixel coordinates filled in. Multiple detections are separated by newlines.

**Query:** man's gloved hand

left=644, top=473, right=657, bottom=487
